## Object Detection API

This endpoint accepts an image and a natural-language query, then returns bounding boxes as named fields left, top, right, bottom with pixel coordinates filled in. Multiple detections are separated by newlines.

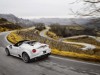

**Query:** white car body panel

left=6, top=41, right=51, bottom=59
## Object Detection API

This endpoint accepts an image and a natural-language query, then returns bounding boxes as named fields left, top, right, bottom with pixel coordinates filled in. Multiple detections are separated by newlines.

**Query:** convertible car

left=5, top=40, right=51, bottom=63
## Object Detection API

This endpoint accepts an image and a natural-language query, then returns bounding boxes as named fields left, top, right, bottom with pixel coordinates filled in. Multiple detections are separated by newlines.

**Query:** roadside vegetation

left=0, top=18, right=21, bottom=32
left=34, top=23, right=46, bottom=31
left=7, top=32, right=23, bottom=44
left=65, top=35, right=100, bottom=46
left=49, top=24, right=100, bottom=37
left=46, top=31, right=59, bottom=40
left=52, top=49, right=100, bottom=62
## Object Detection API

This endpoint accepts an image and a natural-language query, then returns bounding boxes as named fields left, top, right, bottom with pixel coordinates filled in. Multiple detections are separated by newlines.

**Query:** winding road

left=40, top=26, right=51, bottom=39
left=40, top=27, right=97, bottom=50
left=0, top=31, right=100, bottom=75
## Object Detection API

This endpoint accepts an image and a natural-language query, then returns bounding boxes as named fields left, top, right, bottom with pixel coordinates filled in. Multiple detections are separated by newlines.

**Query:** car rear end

left=29, top=42, right=51, bottom=59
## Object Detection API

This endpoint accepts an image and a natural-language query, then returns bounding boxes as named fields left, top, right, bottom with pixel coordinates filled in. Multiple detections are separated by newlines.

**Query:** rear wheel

left=5, top=48, right=10, bottom=56
left=22, top=53, right=30, bottom=63
left=46, top=53, right=51, bottom=58
left=46, top=55, right=49, bottom=58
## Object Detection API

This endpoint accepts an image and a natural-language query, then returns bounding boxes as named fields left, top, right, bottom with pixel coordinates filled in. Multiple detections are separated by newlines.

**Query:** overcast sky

left=0, top=0, right=84, bottom=18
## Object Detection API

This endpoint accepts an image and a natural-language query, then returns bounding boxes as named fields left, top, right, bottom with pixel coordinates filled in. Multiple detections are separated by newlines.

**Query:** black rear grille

left=43, top=51, right=46, bottom=53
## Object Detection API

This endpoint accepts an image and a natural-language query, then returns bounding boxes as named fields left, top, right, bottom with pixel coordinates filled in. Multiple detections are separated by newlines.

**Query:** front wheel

left=5, top=48, right=10, bottom=56
left=22, top=53, right=30, bottom=63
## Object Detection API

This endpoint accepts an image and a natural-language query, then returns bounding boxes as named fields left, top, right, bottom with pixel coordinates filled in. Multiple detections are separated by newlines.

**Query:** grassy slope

left=46, top=31, right=59, bottom=40
left=7, top=32, right=23, bottom=44
left=46, top=31, right=84, bottom=48
left=0, top=18, right=21, bottom=32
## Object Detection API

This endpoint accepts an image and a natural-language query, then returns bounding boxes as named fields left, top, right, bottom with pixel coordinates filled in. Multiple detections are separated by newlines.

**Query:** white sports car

left=5, top=40, right=51, bottom=63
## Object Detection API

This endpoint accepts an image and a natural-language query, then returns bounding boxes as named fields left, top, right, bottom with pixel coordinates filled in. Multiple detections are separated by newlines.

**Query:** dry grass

left=7, top=32, right=23, bottom=44
left=65, top=36, right=100, bottom=46
left=0, top=27, right=10, bottom=32
left=65, top=36, right=100, bottom=56
left=46, top=31, right=84, bottom=48
left=7, top=28, right=39, bottom=44
left=69, top=44, right=84, bottom=48
left=52, top=49, right=100, bottom=62
left=66, top=25, right=84, bottom=30
left=46, top=31, right=59, bottom=40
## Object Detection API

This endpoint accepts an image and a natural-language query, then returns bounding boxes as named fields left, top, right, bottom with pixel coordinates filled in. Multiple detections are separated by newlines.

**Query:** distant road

left=40, top=26, right=51, bottom=39
left=39, top=27, right=96, bottom=50
left=0, top=31, right=100, bottom=75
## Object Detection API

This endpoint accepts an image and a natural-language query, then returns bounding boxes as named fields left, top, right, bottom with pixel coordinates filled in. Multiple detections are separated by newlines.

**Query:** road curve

left=63, top=41, right=96, bottom=50
left=0, top=32, right=100, bottom=75
left=40, top=27, right=51, bottom=39
left=40, top=27, right=96, bottom=50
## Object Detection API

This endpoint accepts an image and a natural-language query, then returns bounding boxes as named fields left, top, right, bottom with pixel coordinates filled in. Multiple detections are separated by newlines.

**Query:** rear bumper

left=30, top=53, right=51, bottom=60
left=36, top=53, right=51, bottom=58
left=29, top=48, right=51, bottom=59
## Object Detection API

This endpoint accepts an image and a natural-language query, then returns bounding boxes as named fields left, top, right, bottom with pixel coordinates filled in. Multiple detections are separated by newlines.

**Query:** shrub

left=49, top=24, right=98, bottom=37
left=34, top=23, right=46, bottom=31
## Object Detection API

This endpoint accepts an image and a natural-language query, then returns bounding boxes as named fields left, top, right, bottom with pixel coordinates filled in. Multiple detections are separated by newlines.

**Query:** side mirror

left=9, top=45, right=12, bottom=49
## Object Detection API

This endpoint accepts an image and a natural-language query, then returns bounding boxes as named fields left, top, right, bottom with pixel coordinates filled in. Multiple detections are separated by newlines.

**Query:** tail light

left=32, top=49, right=36, bottom=53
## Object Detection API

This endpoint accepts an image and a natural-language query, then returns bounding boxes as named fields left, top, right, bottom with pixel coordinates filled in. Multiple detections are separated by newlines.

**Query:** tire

left=22, top=53, right=30, bottom=63
left=5, top=48, right=10, bottom=56
left=46, top=55, right=49, bottom=58
left=46, top=53, right=51, bottom=58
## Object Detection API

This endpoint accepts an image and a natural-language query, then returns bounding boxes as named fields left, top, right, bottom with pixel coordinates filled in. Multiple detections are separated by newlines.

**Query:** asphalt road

left=0, top=32, right=100, bottom=75
left=40, top=26, right=51, bottom=39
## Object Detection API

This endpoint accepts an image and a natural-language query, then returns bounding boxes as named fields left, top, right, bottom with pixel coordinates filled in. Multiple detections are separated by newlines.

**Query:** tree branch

left=84, top=0, right=100, bottom=3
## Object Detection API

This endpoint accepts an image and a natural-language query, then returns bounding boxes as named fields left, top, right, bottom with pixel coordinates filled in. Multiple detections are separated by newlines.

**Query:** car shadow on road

left=9, top=55, right=50, bottom=63
left=30, top=56, right=50, bottom=63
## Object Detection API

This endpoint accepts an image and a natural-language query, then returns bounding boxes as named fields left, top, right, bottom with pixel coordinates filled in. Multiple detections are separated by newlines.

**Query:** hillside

left=1, top=14, right=100, bottom=29
left=0, top=14, right=35, bottom=27
left=0, top=18, right=21, bottom=32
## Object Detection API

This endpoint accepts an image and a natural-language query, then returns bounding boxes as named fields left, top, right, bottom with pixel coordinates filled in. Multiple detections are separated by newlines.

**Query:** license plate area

left=43, top=51, right=46, bottom=53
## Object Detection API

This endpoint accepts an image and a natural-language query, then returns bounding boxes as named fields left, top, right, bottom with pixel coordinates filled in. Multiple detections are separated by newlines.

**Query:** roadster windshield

left=24, top=41, right=37, bottom=45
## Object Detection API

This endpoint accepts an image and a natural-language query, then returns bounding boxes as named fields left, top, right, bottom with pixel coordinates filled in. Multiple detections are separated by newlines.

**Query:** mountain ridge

left=0, top=14, right=100, bottom=27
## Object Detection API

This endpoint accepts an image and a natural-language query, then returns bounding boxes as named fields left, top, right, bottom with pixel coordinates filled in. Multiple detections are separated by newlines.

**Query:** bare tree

left=71, top=0, right=100, bottom=16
